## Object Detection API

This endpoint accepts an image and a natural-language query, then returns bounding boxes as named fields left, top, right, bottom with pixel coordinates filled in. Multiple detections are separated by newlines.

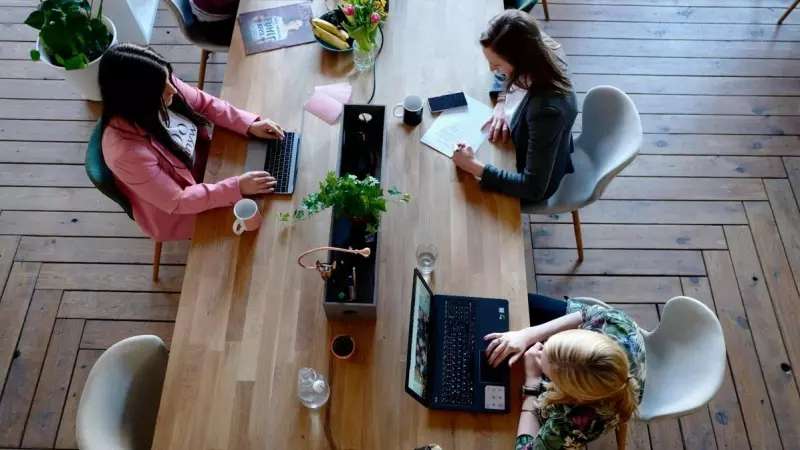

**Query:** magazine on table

left=239, top=2, right=315, bottom=55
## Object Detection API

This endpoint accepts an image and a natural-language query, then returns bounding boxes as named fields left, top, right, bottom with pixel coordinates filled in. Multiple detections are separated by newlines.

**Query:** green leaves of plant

left=277, top=171, right=411, bottom=235
left=26, top=0, right=111, bottom=70
left=24, top=10, right=45, bottom=29
left=63, top=53, right=89, bottom=70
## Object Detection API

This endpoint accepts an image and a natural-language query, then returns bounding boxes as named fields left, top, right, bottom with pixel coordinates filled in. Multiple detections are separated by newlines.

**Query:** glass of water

left=416, top=244, right=439, bottom=275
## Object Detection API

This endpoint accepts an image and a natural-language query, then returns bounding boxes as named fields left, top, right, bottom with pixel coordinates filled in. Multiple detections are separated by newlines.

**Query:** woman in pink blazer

left=99, top=43, right=282, bottom=241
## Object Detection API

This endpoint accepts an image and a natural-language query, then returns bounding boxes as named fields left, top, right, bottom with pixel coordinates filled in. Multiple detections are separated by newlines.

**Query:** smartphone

left=428, top=92, right=468, bottom=113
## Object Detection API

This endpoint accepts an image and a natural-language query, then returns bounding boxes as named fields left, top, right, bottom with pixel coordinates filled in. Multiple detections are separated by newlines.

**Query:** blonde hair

left=539, top=329, right=639, bottom=422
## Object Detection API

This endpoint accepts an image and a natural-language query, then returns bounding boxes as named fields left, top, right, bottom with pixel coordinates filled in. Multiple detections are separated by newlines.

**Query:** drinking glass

left=416, top=244, right=438, bottom=275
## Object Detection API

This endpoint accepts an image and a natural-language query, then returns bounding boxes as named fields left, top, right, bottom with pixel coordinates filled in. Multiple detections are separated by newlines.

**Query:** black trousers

left=528, top=293, right=568, bottom=327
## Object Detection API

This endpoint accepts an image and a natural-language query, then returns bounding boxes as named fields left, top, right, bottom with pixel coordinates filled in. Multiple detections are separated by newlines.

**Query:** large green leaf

left=23, top=10, right=45, bottom=29
left=63, top=53, right=88, bottom=70
left=41, top=22, right=75, bottom=56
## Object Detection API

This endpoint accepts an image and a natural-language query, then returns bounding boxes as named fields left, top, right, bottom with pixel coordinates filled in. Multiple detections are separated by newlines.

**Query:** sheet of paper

left=314, top=83, right=352, bottom=104
left=420, top=94, right=493, bottom=158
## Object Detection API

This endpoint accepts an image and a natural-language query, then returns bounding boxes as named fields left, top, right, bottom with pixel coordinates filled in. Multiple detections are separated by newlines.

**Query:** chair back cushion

left=638, top=296, right=726, bottom=421
left=76, top=335, right=168, bottom=450
left=85, top=120, right=134, bottom=220
left=574, top=85, right=642, bottom=199
left=521, top=86, right=642, bottom=215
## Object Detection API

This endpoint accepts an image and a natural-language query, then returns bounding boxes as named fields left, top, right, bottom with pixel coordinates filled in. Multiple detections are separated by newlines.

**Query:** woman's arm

left=516, top=345, right=544, bottom=449
left=172, top=76, right=259, bottom=136
left=522, top=311, right=583, bottom=345
left=518, top=392, right=542, bottom=438
left=480, top=105, right=566, bottom=202
left=112, top=142, right=242, bottom=214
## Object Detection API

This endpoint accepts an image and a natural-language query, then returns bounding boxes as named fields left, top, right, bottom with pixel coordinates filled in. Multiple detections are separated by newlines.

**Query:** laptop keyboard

left=264, top=132, right=296, bottom=193
left=441, top=299, right=476, bottom=406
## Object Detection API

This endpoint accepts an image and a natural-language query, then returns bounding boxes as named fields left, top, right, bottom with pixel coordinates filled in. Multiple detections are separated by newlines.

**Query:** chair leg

left=197, top=50, right=210, bottom=91
left=615, top=422, right=627, bottom=450
left=778, top=0, right=800, bottom=24
left=541, top=0, right=550, bottom=20
left=152, top=241, right=162, bottom=282
left=571, top=210, right=584, bottom=262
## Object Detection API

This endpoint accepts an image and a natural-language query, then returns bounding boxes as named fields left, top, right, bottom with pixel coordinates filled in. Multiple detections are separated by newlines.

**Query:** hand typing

left=238, top=171, right=277, bottom=195
left=248, top=118, right=285, bottom=140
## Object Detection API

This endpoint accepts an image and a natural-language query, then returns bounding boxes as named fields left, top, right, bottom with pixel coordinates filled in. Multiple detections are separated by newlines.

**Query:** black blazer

left=481, top=85, right=578, bottom=203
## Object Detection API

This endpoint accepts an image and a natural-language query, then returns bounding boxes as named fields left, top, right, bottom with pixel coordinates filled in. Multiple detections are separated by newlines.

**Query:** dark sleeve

left=480, top=106, right=566, bottom=202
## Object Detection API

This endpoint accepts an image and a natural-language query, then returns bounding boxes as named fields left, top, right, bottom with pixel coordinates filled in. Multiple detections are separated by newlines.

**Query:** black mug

left=393, top=95, right=423, bottom=126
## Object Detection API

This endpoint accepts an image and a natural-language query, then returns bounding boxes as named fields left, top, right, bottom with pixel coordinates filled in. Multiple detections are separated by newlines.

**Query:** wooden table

left=151, top=0, right=529, bottom=448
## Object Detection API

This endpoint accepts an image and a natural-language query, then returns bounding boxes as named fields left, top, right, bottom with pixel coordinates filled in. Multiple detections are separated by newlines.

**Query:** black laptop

left=404, top=269, right=510, bottom=413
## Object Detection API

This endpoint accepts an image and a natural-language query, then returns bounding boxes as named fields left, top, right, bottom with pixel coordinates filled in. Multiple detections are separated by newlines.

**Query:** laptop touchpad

left=479, top=352, right=504, bottom=384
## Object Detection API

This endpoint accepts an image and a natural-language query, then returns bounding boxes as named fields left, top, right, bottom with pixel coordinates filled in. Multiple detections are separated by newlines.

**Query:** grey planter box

left=323, top=104, right=386, bottom=320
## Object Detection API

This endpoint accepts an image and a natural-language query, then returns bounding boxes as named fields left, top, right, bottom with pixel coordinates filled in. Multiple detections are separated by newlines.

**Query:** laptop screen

left=407, top=271, right=433, bottom=400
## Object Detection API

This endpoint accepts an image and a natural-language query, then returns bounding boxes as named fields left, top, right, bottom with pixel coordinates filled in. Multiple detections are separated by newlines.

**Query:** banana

left=312, top=23, right=350, bottom=50
left=312, top=18, right=349, bottom=42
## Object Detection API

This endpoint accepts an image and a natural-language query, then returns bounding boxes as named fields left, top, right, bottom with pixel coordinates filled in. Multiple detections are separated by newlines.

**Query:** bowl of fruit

left=311, top=10, right=353, bottom=52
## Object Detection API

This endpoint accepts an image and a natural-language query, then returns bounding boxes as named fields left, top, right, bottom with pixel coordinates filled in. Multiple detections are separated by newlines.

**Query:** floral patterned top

left=515, top=300, right=647, bottom=450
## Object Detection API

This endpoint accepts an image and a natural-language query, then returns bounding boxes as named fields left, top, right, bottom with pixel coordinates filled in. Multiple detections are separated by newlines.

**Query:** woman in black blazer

left=452, top=10, right=577, bottom=203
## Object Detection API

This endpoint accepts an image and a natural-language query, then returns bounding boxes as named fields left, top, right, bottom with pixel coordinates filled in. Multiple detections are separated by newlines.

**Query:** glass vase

left=353, top=30, right=382, bottom=71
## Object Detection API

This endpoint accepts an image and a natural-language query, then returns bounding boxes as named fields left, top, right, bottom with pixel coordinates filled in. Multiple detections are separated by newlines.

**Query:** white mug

left=232, top=199, right=261, bottom=235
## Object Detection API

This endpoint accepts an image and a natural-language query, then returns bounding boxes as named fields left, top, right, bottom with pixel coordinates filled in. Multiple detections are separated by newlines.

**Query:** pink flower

left=370, top=12, right=380, bottom=23
left=343, top=4, right=355, bottom=15
left=571, top=414, right=591, bottom=428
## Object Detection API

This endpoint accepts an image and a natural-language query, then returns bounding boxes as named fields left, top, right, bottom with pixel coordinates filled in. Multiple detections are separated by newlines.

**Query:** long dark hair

left=99, top=43, right=209, bottom=169
left=479, top=10, right=572, bottom=96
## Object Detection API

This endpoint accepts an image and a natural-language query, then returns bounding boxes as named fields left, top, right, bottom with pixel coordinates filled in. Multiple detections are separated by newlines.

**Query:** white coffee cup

left=232, top=199, right=261, bottom=235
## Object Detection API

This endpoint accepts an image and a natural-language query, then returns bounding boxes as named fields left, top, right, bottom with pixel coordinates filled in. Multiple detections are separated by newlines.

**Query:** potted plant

left=278, top=171, right=411, bottom=236
left=339, top=0, right=387, bottom=70
left=25, top=0, right=116, bottom=101
left=331, top=334, right=355, bottom=359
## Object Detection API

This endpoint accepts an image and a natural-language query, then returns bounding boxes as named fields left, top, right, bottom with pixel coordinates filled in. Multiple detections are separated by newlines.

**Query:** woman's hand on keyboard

left=484, top=330, right=532, bottom=367
left=239, top=171, right=277, bottom=195
left=248, top=118, right=285, bottom=140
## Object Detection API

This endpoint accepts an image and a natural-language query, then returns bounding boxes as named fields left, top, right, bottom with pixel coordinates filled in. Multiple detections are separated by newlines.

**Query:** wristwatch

left=522, top=384, right=543, bottom=397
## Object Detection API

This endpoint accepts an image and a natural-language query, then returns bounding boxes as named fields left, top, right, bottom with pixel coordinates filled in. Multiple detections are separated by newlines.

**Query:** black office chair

left=161, top=0, right=231, bottom=90
left=85, top=120, right=164, bottom=281
left=505, top=0, right=549, bottom=20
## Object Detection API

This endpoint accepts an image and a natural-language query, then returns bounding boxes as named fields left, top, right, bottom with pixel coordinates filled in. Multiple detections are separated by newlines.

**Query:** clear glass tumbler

left=416, top=244, right=438, bottom=275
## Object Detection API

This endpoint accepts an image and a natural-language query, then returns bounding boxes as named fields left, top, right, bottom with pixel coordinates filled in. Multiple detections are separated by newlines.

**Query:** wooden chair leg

left=615, top=422, right=628, bottom=450
left=541, top=0, right=550, bottom=20
left=197, top=49, right=210, bottom=91
left=152, top=241, right=163, bottom=282
left=778, top=0, right=800, bottom=24
left=571, top=210, right=584, bottom=262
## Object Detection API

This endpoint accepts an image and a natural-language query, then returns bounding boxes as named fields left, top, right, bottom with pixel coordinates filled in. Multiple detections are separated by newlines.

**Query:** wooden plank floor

left=0, top=1, right=799, bottom=449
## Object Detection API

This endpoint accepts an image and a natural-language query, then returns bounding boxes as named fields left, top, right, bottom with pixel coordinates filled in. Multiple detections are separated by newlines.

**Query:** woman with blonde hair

left=485, top=295, right=646, bottom=449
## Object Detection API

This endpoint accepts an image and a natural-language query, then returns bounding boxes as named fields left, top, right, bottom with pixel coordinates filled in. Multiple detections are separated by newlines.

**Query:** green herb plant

left=25, top=0, right=112, bottom=70
left=277, top=172, right=411, bottom=236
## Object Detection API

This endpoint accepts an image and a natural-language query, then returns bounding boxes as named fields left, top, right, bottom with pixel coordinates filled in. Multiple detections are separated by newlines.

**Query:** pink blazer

left=102, top=77, right=259, bottom=241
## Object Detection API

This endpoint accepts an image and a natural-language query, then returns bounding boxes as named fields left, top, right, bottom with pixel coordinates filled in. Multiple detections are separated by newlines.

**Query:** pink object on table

left=306, top=90, right=346, bottom=125
left=232, top=199, right=261, bottom=235
left=314, top=83, right=352, bottom=104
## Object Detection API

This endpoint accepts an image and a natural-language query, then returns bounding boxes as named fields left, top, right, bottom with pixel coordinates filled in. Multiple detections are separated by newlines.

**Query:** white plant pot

left=36, top=16, right=117, bottom=101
